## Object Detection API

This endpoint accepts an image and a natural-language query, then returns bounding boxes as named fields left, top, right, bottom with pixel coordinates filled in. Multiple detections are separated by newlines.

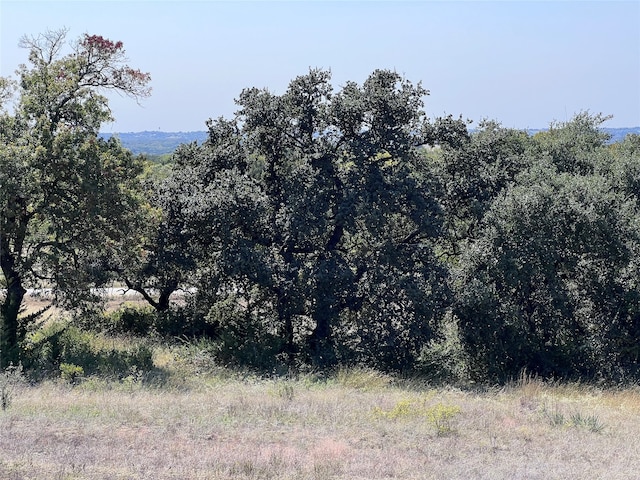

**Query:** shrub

left=417, top=313, right=470, bottom=383
left=425, top=403, right=462, bottom=435
left=206, top=298, right=284, bottom=371
left=59, top=363, right=84, bottom=384
left=85, top=304, right=216, bottom=339
left=101, top=304, right=157, bottom=336
left=21, top=322, right=154, bottom=379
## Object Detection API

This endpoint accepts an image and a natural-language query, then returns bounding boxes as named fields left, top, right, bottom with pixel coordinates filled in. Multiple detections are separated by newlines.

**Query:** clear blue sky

left=1, top=1, right=639, bottom=132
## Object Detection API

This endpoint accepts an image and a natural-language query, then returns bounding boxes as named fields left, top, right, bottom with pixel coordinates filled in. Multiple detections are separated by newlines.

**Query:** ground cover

left=1, top=356, right=639, bottom=479
left=1, top=296, right=638, bottom=479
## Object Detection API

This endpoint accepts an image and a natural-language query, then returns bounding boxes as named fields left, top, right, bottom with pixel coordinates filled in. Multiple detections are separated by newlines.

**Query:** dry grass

left=0, top=364, right=639, bottom=480
left=19, top=289, right=150, bottom=320
left=5, top=296, right=640, bottom=478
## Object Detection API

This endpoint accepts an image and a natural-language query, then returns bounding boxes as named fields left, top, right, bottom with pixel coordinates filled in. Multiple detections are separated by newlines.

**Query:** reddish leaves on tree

left=124, top=67, right=151, bottom=83
left=81, top=34, right=123, bottom=54
left=73, top=33, right=151, bottom=98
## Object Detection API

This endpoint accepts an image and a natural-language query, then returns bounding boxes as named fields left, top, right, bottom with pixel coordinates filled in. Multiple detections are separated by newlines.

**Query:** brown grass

left=5, top=296, right=640, bottom=478
left=1, top=364, right=639, bottom=479
left=20, top=289, right=150, bottom=320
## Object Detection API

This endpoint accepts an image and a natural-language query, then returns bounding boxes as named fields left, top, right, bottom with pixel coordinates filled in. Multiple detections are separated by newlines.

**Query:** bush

left=373, top=397, right=462, bottom=436
left=110, top=304, right=157, bottom=335
left=59, top=363, right=84, bottom=384
left=82, top=304, right=217, bottom=339
left=206, top=297, right=284, bottom=371
left=417, top=314, right=470, bottom=383
left=155, top=305, right=217, bottom=338
left=21, top=321, right=154, bottom=379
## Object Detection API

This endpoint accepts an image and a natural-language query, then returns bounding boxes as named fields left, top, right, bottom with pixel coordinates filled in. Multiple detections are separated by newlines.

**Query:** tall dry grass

left=0, top=362, right=639, bottom=479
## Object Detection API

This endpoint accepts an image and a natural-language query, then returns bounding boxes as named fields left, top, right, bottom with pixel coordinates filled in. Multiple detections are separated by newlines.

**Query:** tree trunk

left=0, top=259, right=26, bottom=368
left=274, top=287, right=296, bottom=362
left=309, top=256, right=337, bottom=368
left=156, top=288, right=173, bottom=312
left=1, top=194, right=31, bottom=366
left=309, top=302, right=335, bottom=368
left=125, top=279, right=177, bottom=313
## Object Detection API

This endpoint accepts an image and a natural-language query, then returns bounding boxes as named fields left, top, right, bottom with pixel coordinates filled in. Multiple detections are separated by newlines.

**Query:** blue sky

left=1, top=1, right=638, bottom=132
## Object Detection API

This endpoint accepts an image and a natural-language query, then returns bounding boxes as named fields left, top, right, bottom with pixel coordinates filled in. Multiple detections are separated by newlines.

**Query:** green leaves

left=0, top=29, right=150, bottom=365
left=452, top=114, right=640, bottom=381
left=172, top=69, right=447, bottom=369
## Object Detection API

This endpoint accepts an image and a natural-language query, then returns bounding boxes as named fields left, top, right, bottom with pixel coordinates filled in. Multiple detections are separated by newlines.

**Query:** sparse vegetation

left=0, top=297, right=637, bottom=478
left=0, top=364, right=24, bottom=411
left=425, top=402, right=462, bottom=435
left=0, top=337, right=638, bottom=479
left=373, top=396, right=461, bottom=435
left=541, top=400, right=606, bottom=433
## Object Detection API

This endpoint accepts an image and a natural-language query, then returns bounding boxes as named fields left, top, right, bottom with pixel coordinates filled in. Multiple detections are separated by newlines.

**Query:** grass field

left=1, top=295, right=639, bottom=479
left=1, top=349, right=639, bottom=480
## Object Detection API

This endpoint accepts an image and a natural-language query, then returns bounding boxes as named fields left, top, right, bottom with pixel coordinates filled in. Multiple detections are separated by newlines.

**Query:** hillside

left=102, top=128, right=640, bottom=156
left=100, top=131, right=209, bottom=155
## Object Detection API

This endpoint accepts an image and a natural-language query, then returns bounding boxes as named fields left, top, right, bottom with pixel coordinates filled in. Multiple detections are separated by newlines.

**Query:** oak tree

left=179, top=69, right=449, bottom=369
left=0, top=29, right=150, bottom=365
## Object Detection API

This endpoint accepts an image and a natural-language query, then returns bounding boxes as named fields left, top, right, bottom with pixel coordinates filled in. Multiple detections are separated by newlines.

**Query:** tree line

left=2, top=30, right=639, bottom=383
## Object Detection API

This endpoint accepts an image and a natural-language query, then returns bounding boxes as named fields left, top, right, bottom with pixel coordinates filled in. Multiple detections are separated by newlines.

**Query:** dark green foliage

left=0, top=29, right=150, bottom=367
left=4, top=33, right=640, bottom=383
left=146, top=81, right=640, bottom=381
left=21, top=322, right=153, bottom=379
left=452, top=114, right=640, bottom=382
left=431, top=119, right=531, bottom=257
left=81, top=303, right=216, bottom=339
left=206, top=294, right=286, bottom=371
left=171, top=69, right=449, bottom=371
left=530, top=112, right=612, bottom=174
left=103, top=305, right=158, bottom=336
left=104, top=145, right=202, bottom=314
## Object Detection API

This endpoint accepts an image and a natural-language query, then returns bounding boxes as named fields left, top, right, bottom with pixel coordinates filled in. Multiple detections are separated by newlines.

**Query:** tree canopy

left=165, top=69, right=449, bottom=369
left=3, top=29, right=640, bottom=383
left=0, top=29, right=150, bottom=366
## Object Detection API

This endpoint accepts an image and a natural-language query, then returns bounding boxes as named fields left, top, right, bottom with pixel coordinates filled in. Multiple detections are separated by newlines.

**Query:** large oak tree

left=0, top=29, right=150, bottom=365
left=175, top=69, right=449, bottom=369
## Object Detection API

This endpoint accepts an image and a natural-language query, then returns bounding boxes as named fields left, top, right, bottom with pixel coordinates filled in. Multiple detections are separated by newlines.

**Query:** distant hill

left=100, top=131, right=208, bottom=155
left=101, top=128, right=639, bottom=156
left=606, top=127, right=640, bottom=143
left=527, top=127, right=640, bottom=144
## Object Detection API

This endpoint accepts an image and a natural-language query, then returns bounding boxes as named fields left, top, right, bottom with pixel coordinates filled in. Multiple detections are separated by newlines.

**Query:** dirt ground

left=19, top=289, right=150, bottom=321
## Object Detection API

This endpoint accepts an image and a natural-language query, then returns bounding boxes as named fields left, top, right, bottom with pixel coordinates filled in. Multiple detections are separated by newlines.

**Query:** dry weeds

left=3, top=296, right=639, bottom=478
left=0, top=366, right=638, bottom=479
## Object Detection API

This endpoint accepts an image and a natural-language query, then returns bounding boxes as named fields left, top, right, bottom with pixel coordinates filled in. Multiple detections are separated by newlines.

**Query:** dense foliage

left=2, top=30, right=640, bottom=383
left=167, top=69, right=450, bottom=369
left=0, top=29, right=149, bottom=366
